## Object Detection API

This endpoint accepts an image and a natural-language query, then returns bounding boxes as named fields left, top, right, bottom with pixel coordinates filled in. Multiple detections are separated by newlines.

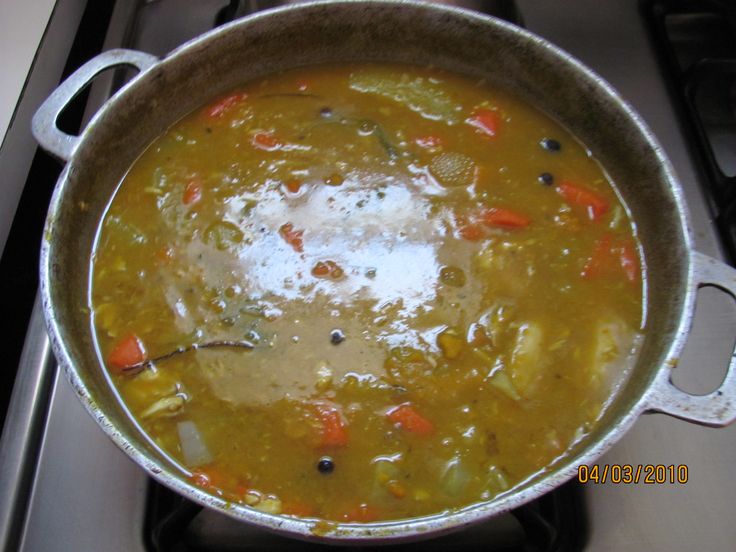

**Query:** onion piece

left=177, top=421, right=213, bottom=467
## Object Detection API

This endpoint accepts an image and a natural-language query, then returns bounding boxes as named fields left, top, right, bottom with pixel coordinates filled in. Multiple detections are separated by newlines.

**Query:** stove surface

left=1, top=1, right=735, bottom=551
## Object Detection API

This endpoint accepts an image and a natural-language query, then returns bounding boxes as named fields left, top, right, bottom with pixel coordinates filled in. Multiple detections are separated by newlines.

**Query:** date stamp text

left=578, top=464, right=688, bottom=485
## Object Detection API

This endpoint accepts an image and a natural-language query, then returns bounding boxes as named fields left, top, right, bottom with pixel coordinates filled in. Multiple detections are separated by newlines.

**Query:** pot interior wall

left=45, top=0, right=692, bottom=506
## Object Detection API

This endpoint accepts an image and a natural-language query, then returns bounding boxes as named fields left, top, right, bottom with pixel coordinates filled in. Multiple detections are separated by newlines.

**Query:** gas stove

left=1, top=1, right=734, bottom=550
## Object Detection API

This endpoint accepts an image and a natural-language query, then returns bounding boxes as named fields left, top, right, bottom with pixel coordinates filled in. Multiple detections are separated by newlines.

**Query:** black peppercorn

left=317, top=457, right=335, bottom=474
left=540, top=138, right=561, bottom=152
left=539, top=172, right=554, bottom=185
left=330, top=329, right=345, bottom=345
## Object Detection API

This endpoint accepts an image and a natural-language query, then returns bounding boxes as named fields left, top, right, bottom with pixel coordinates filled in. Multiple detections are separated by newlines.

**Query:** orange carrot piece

left=481, top=207, right=531, bottom=228
left=108, top=334, right=146, bottom=372
left=467, top=108, right=501, bottom=138
left=387, top=403, right=434, bottom=435
left=317, top=404, right=349, bottom=447
left=284, top=178, right=303, bottom=194
left=252, top=131, right=281, bottom=151
left=581, top=234, right=614, bottom=279
left=205, top=91, right=247, bottom=118
left=311, top=260, right=343, bottom=279
left=183, top=179, right=202, bottom=205
left=558, top=181, right=609, bottom=221
left=279, top=222, right=304, bottom=253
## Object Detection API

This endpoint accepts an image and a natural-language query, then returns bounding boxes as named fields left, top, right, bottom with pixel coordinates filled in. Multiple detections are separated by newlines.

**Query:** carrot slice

left=311, top=260, right=343, bottom=279
left=481, top=207, right=530, bottom=228
left=583, top=234, right=639, bottom=283
left=279, top=222, right=304, bottom=253
left=467, top=108, right=501, bottom=138
left=108, top=334, right=146, bottom=372
left=458, top=223, right=484, bottom=241
left=582, top=234, right=614, bottom=279
left=205, top=91, right=247, bottom=118
left=252, top=131, right=281, bottom=151
left=387, top=403, right=434, bottom=435
left=183, top=179, right=202, bottom=205
left=558, top=181, right=610, bottom=221
left=284, top=178, right=303, bottom=194
left=317, top=405, right=348, bottom=447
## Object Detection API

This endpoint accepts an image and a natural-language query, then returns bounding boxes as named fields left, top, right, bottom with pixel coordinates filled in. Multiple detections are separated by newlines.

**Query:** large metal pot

left=32, top=0, right=736, bottom=543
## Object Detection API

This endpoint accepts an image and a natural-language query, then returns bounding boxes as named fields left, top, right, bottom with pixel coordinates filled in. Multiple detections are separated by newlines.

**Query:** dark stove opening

left=0, top=0, right=116, bottom=430
left=643, top=0, right=736, bottom=262
left=143, top=479, right=587, bottom=552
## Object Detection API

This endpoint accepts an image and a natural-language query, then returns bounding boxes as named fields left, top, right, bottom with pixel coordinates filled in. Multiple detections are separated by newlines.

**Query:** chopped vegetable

left=457, top=218, right=484, bottom=241
left=183, top=179, right=202, bottom=205
left=386, top=403, right=434, bottom=435
left=204, top=221, right=243, bottom=251
left=316, top=404, right=349, bottom=447
left=178, top=421, right=213, bottom=467
left=509, top=322, right=543, bottom=394
left=481, top=207, right=530, bottom=229
left=205, top=91, right=247, bottom=118
left=467, top=108, right=501, bottom=138
left=486, top=369, right=521, bottom=401
left=255, top=496, right=283, bottom=514
left=582, top=233, right=613, bottom=279
left=279, top=222, right=304, bottom=252
left=386, top=480, right=407, bottom=498
left=312, top=260, right=344, bottom=279
left=349, top=70, right=461, bottom=123
left=441, top=456, right=469, bottom=496
left=558, top=181, right=609, bottom=221
left=108, top=334, right=146, bottom=372
left=141, top=395, right=185, bottom=419
left=582, top=234, right=640, bottom=283
left=252, top=131, right=281, bottom=151
left=437, top=328, right=465, bottom=360
left=284, top=178, right=303, bottom=194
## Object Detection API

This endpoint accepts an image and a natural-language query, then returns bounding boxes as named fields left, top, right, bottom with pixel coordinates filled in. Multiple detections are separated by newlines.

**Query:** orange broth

left=91, top=63, right=644, bottom=521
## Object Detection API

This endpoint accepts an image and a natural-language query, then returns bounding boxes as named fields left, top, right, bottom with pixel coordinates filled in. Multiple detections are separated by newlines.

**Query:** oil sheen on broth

left=91, top=64, right=644, bottom=522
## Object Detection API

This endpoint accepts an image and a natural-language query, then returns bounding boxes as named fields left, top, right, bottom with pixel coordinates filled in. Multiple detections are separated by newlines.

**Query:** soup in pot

left=91, top=63, right=644, bottom=522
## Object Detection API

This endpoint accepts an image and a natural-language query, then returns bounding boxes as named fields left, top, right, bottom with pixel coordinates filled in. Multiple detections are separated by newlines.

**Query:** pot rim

left=39, top=0, right=697, bottom=543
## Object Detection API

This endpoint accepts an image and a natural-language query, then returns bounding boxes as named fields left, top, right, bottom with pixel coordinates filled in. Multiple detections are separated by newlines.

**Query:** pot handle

left=646, top=251, right=736, bottom=427
left=32, top=49, right=159, bottom=162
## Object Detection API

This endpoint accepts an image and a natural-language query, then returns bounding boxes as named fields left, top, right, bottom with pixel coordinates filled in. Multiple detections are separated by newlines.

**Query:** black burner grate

left=643, top=0, right=736, bottom=261
left=143, top=479, right=587, bottom=552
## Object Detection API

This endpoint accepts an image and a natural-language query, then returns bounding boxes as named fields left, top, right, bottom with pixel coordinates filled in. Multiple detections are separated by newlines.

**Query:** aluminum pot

left=32, top=0, right=736, bottom=543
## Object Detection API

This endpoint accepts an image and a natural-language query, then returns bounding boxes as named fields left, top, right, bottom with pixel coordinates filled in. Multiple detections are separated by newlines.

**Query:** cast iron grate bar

left=143, top=479, right=586, bottom=552
left=642, top=0, right=736, bottom=263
